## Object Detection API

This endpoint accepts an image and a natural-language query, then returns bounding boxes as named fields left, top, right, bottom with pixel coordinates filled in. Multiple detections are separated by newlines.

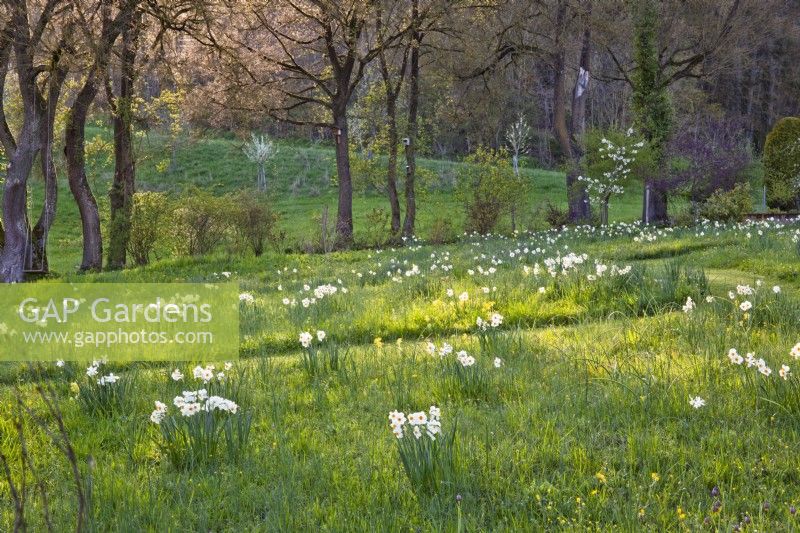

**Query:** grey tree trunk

left=257, top=164, right=266, bottom=191
left=333, top=111, right=354, bottom=247
left=385, top=94, right=402, bottom=237
left=30, top=62, right=68, bottom=274
left=402, top=0, right=420, bottom=238
left=568, top=3, right=593, bottom=223
left=376, top=4, right=405, bottom=238
left=0, top=121, right=38, bottom=283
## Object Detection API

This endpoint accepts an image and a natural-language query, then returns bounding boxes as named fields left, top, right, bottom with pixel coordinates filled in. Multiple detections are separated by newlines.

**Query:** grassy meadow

left=29, top=130, right=647, bottom=273
left=3, top=137, right=800, bottom=531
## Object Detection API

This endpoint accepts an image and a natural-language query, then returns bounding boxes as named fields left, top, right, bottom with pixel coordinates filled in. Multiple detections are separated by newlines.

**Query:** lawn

left=2, top=214, right=800, bottom=531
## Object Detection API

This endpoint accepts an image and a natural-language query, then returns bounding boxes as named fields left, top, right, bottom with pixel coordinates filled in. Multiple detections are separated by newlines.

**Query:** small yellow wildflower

left=638, top=508, right=645, bottom=519
left=595, top=471, right=607, bottom=484
left=70, top=382, right=79, bottom=394
left=651, top=472, right=660, bottom=482
left=677, top=506, right=686, bottom=520
left=373, top=337, right=383, bottom=347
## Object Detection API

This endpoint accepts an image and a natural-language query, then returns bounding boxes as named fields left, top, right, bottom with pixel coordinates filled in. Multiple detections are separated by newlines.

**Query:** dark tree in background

left=631, top=0, right=673, bottom=224
left=669, top=117, right=753, bottom=211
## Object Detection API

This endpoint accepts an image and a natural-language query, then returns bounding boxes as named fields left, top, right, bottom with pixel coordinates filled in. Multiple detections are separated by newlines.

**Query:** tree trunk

left=333, top=110, right=353, bottom=247
left=385, top=94, right=402, bottom=237
left=0, top=121, right=38, bottom=283
left=402, top=1, right=420, bottom=238
left=65, top=77, right=103, bottom=272
left=29, top=107, right=57, bottom=274
left=553, top=0, right=592, bottom=224
left=568, top=3, right=592, bottom=223
left=257, top=164, right=266, bottom=191
left=376, top=5, right=404, bottom=239
left=552, top=2, right=571, bottom=162
left=30, top=64, right=68, bottom=274
left=642, top=181, right=669, bottom=224
left=108, top=19, right=139, bottom=270
left=0, top=21, right=40, bottom=282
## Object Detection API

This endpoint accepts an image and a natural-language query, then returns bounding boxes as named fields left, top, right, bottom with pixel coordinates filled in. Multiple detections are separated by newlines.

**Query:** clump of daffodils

left=75, top=359, right=130, bottom=416
left=456, top=350, right=476, bottom=367
left=150, top=387, right=251, bottom=468
left=85, top=359, right=119, bottom=386
left=298, top=329, right=344, bottom=376
left=299, top=330, right=326, bottom=348
left=150, top=389, right=239, bottom=423
left=389, top=406, right=455, bottom=494
left=191, top=363, right=229, bottom=384
left=389, top=406, right=441, bottom=440
left=476, top=312, right=503, bottom=331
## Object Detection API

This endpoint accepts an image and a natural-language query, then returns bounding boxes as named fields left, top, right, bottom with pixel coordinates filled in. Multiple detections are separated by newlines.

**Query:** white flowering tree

left=580, top=129, right=649, bottom=225
left=505, top=115, right=531, bottom=176
left=243, top=133, right=278, bottom=191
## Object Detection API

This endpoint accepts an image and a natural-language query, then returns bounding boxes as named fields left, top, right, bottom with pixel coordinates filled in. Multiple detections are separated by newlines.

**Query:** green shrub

left=763, top=117, right=800, bottom=210
left=172, top=188, right=235, bottom=256
left=362, top=207, right=389, bottom=247
left=698, top=182, right=752, bottom=222
left=543, top=201, right=570, bottom=228
left=230, top=190, right=280, bottom=257
left=457, top=147, right=518, bottom=234
left=127, top=191, right=172, bottom=266
left=427, top=216, right=456, bottom=244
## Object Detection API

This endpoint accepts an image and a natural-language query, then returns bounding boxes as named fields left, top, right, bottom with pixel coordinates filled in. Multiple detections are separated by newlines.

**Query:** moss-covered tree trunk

left=108, top=16, right=139, bottom=270
left=632, top=0, right=673, bottom=225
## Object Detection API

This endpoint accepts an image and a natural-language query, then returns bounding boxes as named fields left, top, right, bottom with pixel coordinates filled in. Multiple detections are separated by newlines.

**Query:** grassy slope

left=30, top=131, right=645, bottom=274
